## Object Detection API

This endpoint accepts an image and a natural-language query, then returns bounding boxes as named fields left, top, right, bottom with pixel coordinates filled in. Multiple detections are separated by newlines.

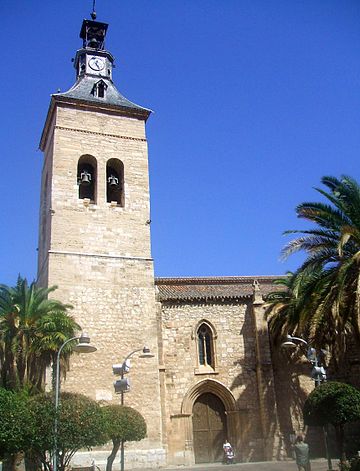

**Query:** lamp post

left=53, top=332, right=97, bottom=471
left=281, top=334, right=332, bottom=470
left=113, top=347, right=154, bottom=471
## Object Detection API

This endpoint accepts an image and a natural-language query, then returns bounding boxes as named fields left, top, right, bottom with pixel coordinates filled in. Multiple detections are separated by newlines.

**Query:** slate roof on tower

left=51, top=76, right=151, bottom=116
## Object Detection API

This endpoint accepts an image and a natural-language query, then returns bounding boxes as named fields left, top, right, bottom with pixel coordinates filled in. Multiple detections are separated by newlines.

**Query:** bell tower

left=38, top=12, right=164, bottom=466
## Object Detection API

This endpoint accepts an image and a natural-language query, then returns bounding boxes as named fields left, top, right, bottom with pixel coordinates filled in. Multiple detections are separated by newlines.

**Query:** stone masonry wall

left=159, top=299, right=268, bottom=464
left=46, top=105, right=151, bottom=258
left=46, top=253, right=163, bottom=458
left=38, top=102, right=164, bottom=469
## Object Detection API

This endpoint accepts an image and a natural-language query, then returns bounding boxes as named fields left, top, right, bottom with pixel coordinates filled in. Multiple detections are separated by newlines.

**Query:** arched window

left=77, top=155, right=97, bottom=203
left=106, top=159, right=124, bottom=206
left=197, top=323, right=214, bottom=368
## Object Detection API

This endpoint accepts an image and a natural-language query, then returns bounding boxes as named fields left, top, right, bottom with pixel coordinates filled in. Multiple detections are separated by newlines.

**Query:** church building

left=37, top=13, right=314, bottom=469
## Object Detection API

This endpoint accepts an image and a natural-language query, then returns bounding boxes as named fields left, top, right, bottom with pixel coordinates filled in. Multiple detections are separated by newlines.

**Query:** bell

left=88, top=37, right=98, bottom=49
left=80, top=171, right=92, bottom=185
left=108, top=175, right=119, bottom=187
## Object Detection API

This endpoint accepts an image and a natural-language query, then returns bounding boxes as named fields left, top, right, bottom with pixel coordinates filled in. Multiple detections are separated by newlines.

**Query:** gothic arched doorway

left=192, top=392, right=226, bottom=463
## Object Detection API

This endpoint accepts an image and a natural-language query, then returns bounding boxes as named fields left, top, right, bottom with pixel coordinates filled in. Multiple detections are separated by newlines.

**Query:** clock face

left=88, top=56, right=105, bottom=71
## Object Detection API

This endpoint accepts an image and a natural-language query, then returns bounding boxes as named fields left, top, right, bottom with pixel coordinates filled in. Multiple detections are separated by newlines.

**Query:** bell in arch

left=89, top=37, right=99, bottom=49
left=80, top=170, right=92, bottom=185
left=108, top=174, right=119, bottom=187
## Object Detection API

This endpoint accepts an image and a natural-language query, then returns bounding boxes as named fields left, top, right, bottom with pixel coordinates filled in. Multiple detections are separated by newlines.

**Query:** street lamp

left=281, top=334, right=331, bottom=470
left=281, top=335, right=327, bottom=386
left=53, top=332, right=97, bottom=471
left=112, top=346, right=154, bottom=471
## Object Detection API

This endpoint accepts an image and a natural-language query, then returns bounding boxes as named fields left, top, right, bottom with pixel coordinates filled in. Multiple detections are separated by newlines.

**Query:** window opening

left=98, top=81, right=105, bottom=98
left=198, top=323, right=213, bottom=367
left=91, top=80, right=108, bottom=99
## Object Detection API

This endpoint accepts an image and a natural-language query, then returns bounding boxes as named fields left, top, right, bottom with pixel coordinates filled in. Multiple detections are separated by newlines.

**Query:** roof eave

left=160, top=294, right=253, bottom=303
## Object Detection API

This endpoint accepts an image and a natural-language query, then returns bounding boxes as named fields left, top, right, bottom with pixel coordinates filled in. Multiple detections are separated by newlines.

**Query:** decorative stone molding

left=55, top=125, right=147, bottom=142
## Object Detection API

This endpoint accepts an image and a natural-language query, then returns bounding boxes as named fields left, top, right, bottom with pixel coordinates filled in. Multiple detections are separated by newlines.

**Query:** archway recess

left=181, top=379, right=239, bottom=464
left=192, top=392, right=226, bottom=463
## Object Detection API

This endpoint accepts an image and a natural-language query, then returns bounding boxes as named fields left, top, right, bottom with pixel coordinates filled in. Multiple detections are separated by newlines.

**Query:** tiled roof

left=155, top=276, right=282, bottom=302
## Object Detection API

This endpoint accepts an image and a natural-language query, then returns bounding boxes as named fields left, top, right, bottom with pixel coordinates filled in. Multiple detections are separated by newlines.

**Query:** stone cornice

left=48, top=249, right=153, bottom=262
left=54, top=125, right=147, bottom=142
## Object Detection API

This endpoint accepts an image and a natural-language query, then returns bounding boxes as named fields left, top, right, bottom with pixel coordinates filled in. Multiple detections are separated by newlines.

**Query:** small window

left=197, top=323, right=214, bottom=368
left=106, top=159, right=124, bottom=206
left=98, top=82, right=105, bottom=98
left=92, top=80, right=108, bottom=99
left=77, top=155, right=97, bottom=203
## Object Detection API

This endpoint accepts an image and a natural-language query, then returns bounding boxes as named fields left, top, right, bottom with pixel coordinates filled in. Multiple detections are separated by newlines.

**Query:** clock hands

left=88, top=57, right=104, bottom=71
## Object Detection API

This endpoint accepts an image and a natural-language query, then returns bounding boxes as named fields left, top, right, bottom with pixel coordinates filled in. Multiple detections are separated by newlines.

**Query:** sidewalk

left=142, top=458, right=332, bottom=471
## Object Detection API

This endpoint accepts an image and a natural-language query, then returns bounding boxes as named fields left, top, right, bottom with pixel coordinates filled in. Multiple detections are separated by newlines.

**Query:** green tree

left=0, top=387, right=30, bottom=460
left=303, top=381, right=360, bottom=463
left=0, top=276, right=80, bottom=390
left=27, top=392, right=107, bottom=471
left=102, top=405, right=147, bottom=471
left=266, top=176, right=360, bottom=358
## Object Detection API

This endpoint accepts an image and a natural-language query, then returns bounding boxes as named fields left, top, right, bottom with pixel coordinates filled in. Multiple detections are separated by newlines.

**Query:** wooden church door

left=192, top=392, right=227, bottom=463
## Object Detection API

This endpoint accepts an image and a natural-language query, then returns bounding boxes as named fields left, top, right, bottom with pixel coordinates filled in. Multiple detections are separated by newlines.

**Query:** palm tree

left=266, top=175, right=360, bottom=359
left=0, top=276, right=80, bottom=391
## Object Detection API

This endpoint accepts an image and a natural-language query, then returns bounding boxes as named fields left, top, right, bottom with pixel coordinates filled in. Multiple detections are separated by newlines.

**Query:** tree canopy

left=265, top=175, right=360, bottom=360
left=27, top=392, right=107, bottom=471
left=102, top=404, right=147, bottom=471
left=303, top=381, right=360, bottom=462
left=0, top=276, right=80, bottom=391
left=0, top=387, right=30, bottom=460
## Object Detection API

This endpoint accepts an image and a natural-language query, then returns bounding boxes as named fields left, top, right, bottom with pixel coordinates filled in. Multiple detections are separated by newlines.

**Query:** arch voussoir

left=181, top=378, right=237, bottom=415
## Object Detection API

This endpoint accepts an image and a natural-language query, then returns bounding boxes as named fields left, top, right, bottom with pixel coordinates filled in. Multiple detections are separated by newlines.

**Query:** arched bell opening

left=106, top=158, right=124, bottom=206
left=77, top=155, right=97, bottom=203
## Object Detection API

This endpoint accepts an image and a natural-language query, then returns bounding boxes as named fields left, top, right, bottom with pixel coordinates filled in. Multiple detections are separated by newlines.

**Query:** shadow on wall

left=227, top=304, right=283, bottom=462
left=228, top=300, right=325, bottom=462
left=271, top=347, right=327, bottom=458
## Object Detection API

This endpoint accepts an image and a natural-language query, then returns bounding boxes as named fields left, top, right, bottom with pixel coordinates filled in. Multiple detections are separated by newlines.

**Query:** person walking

left=223, top=439, right=235, bottom=465
left=293, top=435, right=311, bottom=471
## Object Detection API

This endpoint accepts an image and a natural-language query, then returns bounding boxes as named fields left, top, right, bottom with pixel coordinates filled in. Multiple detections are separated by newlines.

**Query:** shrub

left=304, top=382, right=360, bottom=463
left=0, top=388, right=30, bottom=459
left=102, top=405, right=146, bottom=471
left=27, top=392, right=107, bottom=471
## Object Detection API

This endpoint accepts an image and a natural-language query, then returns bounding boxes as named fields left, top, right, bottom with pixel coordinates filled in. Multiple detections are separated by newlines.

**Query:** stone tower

left=38, top=14, right=164, bottom=467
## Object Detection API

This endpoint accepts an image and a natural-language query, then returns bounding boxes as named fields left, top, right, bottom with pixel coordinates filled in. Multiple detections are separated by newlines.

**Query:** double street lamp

left=281, top=334, right=332, bottom=470
left=112, top=347, right=154, bottom=471
left=54, top=332, right=97, bottom=471
left=282, top=335, right=327, bottom=386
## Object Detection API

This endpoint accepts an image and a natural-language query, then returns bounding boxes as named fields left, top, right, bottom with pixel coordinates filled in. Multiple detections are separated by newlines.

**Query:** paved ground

left=142, top=459, right=333, bottom=471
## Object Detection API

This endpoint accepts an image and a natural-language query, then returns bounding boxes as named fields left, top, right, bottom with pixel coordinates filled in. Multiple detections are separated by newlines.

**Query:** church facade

left=37, top=14, right=314, bottom=469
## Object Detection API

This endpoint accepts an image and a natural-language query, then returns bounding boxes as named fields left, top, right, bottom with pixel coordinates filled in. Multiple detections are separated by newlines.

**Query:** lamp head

left=281, top=340, right=297, bottom=349
left=281, top=335, right=297, bottom=349
left=139, top=346, right=155, bottom=359
left=73, top=332, right=97, bottom=353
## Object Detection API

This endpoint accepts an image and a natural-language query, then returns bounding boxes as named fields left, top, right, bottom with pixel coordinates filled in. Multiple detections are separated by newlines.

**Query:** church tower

left=38, top=13, right=164, bottom=466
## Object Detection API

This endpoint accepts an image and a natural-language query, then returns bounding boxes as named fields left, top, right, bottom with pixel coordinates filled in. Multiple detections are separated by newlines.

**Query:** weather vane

left=91, top=0, right=97, bottom=20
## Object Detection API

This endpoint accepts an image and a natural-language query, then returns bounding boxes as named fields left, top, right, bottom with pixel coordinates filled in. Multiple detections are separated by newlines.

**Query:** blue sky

left=1, top=0, right=360, bottom=285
